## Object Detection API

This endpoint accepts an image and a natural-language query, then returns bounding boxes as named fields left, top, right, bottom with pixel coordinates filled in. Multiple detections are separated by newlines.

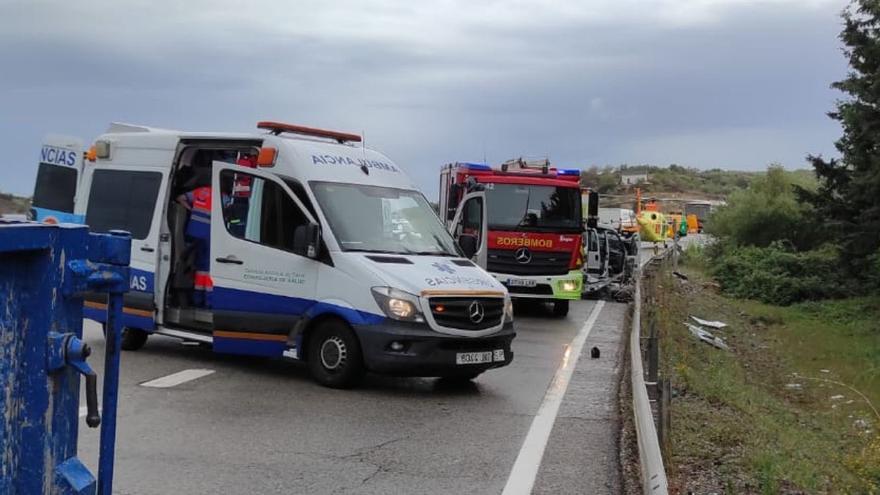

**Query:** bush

left=705, top=165, right=817, bottom=250
left=711, top=243, right=853, bottom=305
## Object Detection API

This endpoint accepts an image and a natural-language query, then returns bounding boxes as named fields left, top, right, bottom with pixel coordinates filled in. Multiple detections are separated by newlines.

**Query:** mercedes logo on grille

left=515, top=247, right=532, bottom=264
left=468, top=301, right=485, bottom=323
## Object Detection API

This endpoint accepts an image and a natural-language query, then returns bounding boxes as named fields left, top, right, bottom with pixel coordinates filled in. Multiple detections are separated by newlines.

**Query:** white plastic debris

left=830, top=395, right=845, bottom=401
left=819, top=369, right=831, bottom=374
left=785, top=383, right=803, bottom=390
left=690, top=316, right=728, bottom=329
left=684, top=323, right=730, bottom=351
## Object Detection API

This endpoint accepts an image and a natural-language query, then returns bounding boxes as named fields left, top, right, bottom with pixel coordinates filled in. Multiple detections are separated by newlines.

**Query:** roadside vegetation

left=654, top=3, right=880, bottom=490
left=706, top=0, right=880, bottom=306
left=701, top=165, right=870, bottom=305
left=651, top=252, right=880, bottom=493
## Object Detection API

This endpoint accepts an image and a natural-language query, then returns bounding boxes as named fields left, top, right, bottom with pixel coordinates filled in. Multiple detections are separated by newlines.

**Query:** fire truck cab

left=439, top=159, right=584, bottom=317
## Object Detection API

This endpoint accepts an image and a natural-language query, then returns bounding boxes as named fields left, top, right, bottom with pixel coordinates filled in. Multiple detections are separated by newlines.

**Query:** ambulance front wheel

left=307, top=319, right=365, bottom=389
left=121, top=327, right=149, bottom=351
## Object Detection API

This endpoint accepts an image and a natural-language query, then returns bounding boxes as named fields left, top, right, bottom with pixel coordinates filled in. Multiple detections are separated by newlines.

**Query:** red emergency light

left=257, top=121, right=362, bottom=144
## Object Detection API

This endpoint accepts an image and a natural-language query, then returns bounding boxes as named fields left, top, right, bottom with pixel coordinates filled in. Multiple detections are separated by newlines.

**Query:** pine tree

left=803, top=0, right=880, bottom=275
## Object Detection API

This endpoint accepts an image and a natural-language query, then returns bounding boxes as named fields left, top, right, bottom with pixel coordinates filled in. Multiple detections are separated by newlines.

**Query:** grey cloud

left=0, top=0, right=848, bottom=197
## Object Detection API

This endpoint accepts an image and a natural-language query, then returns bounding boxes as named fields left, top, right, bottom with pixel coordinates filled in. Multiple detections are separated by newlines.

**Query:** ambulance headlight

left=371, top=287, right=424, bottom=322
left=503, top=295, right=515, bottom=323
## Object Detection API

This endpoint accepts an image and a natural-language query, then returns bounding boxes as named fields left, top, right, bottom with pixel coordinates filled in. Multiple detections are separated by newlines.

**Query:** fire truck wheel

left=552, top=300, right=570, bottom=318
left=307, top=319, right=365, bottom=389
left=120, top=327, right=149, bottom=351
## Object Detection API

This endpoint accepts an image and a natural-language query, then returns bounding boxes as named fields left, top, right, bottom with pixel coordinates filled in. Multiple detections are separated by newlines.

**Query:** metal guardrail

left=631, top=249, right=669, bottom=494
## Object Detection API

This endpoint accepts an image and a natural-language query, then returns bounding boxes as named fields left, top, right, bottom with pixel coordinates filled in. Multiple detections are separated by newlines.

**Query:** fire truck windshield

left=312, top=182, right=460, bottom=256
left=485, top=183, right=581, bottom=232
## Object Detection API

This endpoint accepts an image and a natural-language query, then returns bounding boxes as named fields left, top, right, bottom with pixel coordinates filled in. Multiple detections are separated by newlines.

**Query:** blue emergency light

left=457, top=162, right=492, bottom=171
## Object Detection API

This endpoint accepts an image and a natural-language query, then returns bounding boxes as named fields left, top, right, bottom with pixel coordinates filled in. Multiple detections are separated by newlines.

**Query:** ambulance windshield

left=312, top=182, right=459, bottom=256
left=484, top=183, right=581, bottom=232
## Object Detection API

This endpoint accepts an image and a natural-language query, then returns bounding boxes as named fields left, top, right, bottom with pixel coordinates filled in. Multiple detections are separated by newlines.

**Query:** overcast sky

left=0, top=0, right=848, bottom=196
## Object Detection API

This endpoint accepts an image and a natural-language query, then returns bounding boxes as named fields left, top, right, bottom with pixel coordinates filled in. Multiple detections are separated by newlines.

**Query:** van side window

left=86, top=169, right=162, bottom=240
left=220, top=170, right=308, bottom=253
left=33, top=163, right=78, bottom=213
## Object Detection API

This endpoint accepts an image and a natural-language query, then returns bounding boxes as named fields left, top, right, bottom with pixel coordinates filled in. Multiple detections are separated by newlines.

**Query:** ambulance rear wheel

left=121, top=327, right=149, bottom=351
left=552, top=300, right=570, bottom=318
left=307, top=320, right=364, bottom=389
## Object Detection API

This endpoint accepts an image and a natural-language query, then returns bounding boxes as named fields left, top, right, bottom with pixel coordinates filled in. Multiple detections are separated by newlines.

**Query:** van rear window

left=33, top=163, right=78, bottom=213
left=86, top=169, right=162, bottom=240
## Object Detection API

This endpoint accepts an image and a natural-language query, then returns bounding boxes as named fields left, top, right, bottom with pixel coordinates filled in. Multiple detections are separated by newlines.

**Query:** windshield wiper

left=407, top=250, right=456, bottom=257
left=346, top=248, right=405, bottom=254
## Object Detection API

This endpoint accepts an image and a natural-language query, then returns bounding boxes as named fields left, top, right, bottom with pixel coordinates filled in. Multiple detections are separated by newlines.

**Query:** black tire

left=307, top=319, right=365, bottom=389
left=120, top=327, right=149, bottom=351
left=552, top=300, right=570, bottom=318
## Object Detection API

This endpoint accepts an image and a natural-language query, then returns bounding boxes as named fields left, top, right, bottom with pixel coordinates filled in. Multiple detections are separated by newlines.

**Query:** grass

left=646, top=254, right=880, bottom=493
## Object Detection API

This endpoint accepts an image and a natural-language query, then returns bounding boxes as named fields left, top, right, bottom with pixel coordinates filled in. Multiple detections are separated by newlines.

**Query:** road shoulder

left=532, top=301, right=628, bottom=494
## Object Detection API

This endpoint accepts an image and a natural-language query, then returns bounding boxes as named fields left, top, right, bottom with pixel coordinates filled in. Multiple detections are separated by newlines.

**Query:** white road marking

left=501, top=301, right=606, bottom=495
left=140, top=369, right=215, bottom=388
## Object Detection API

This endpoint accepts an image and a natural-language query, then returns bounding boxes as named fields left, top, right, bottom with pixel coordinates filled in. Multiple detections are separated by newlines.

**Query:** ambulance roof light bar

left=257, top=121, right=362, bottom=144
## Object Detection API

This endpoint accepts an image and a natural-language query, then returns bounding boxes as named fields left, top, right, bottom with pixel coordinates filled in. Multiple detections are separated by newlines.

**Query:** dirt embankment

left=642, top=255, right=880, bottom=494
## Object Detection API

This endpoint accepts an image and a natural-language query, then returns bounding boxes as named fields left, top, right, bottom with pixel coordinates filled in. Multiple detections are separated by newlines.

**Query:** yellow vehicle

left=635, top=190, right=668, bottom=243
left=637, top=210, right=667, bottom=242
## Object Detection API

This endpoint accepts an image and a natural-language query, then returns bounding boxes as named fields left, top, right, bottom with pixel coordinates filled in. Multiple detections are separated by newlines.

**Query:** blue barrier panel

left=0, top=222, right=130, bottom=495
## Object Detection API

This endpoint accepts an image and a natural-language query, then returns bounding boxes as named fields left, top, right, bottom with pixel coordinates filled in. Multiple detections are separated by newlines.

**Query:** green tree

left=707, top=165, right=816, bottom=250
left=802, top=0, right=880, bottom=275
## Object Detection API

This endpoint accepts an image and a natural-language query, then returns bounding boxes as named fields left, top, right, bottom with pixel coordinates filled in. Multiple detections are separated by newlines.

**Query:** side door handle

left=215, top=256, right=244, bottom=265
left=140, top=246, right=155, bottom=252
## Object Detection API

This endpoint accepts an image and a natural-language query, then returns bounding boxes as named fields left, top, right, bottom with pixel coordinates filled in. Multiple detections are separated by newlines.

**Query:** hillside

left=0, top=192, right=29, bottom=215
left=580, top=164, right=816, bottom=208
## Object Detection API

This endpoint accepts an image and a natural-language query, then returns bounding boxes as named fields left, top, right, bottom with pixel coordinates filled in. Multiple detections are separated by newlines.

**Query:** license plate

left=456, top=350, right=505, bottom=365
left=507, top=278, right=537, bottom=287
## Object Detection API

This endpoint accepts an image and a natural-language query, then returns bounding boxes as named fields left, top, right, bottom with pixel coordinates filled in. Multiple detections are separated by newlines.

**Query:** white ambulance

left=75, top=121, right=514, bottom=388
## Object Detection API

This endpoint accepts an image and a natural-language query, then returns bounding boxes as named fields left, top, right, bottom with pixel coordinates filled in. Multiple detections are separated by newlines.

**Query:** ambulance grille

left=429, top=297, right=504, bottom=331
left=487, top=249, right=571, bottom=276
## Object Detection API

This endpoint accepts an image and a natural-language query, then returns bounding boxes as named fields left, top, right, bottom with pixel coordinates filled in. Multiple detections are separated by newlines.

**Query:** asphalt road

left=76, top=300, right=632, bottom=494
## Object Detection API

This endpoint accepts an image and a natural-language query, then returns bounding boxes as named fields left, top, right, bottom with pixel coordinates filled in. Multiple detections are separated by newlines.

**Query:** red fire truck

left=439, top=159, right=584, bottom=317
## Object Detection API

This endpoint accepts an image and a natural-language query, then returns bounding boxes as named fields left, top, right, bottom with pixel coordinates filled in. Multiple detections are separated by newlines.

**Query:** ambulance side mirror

left=294, top=222, right=321, bottom=259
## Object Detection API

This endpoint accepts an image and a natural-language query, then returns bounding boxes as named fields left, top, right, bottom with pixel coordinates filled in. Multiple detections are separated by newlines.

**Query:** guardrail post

left=657, top=378, right=672, bottom=457
left=647, top=326, right=659, bottom=385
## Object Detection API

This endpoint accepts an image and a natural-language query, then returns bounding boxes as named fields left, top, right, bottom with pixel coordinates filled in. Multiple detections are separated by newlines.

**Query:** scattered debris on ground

left=684, top=322, right=730, bottom=350
left=689, top=316, right=728, bottom=329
